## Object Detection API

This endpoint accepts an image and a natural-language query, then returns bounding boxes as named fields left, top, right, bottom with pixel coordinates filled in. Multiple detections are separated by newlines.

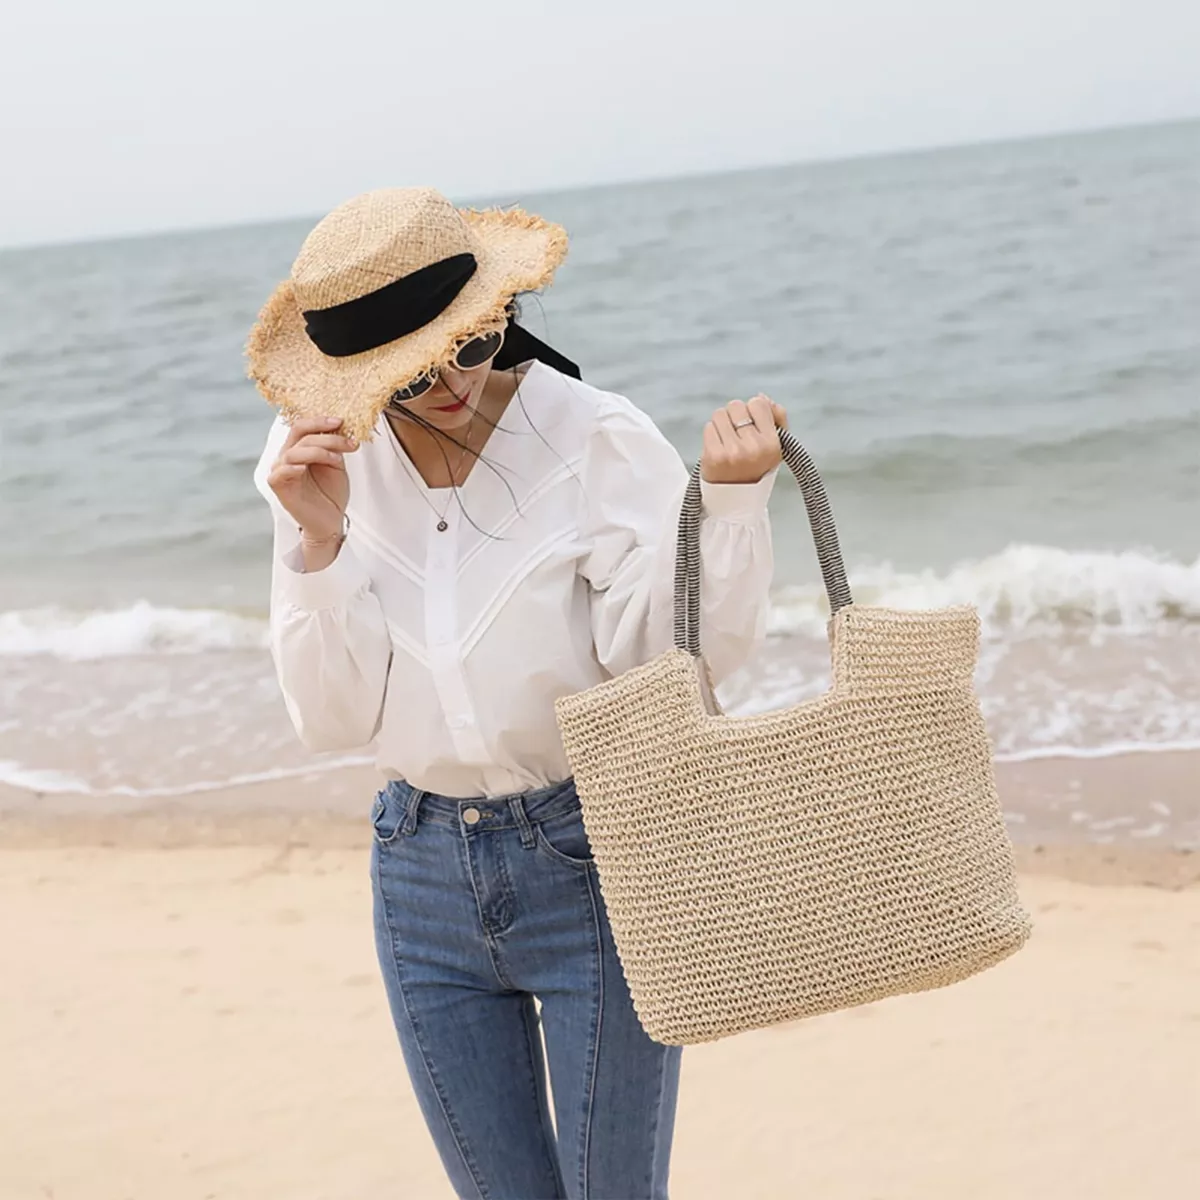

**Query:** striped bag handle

left=673, top=428, right=854, bottom=657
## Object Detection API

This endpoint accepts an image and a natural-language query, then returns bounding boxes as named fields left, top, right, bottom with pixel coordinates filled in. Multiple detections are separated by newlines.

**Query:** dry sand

left=2, top=760, right=1199, bottom=1199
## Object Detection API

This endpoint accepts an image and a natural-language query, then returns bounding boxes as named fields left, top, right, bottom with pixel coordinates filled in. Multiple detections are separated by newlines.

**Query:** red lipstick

left=431, top=386, right=469, bottom=413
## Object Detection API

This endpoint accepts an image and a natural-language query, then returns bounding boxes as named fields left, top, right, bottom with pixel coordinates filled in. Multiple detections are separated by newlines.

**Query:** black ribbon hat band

left=493, top=322, right=581, bottom=381
left=300, top=250, right=581, bottom=381
left=302, top=253, right=478, bottom=358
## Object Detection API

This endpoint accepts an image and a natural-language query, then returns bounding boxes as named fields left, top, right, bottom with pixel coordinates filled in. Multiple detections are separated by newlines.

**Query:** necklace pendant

left=436, top=519, right=449, bottom=532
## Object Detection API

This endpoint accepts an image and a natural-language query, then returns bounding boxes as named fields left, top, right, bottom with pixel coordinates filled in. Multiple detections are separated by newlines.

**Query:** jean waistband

left=382, top=777, right=579, bottom=832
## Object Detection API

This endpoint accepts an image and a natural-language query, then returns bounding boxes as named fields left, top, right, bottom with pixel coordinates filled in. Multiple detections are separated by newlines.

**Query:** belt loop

left=401, top=786, right=423, bottom=837
left=510, top=794, right=536, bottom=850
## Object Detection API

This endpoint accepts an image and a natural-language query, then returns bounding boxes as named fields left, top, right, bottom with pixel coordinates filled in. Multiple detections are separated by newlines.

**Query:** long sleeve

left=578, top=399, right=776, bottom=685
left=253, top=422, right=392, bottom=753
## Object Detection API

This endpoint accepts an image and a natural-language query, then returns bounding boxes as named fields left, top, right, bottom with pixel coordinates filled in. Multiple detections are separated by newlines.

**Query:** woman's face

left=402, top=359, right=494, bottom=433
left=396, top=323, right=509, bottom=433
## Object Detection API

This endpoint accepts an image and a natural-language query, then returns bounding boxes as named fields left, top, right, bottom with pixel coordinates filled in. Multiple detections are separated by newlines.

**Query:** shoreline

left=2, top=752, right=1197, bottom=888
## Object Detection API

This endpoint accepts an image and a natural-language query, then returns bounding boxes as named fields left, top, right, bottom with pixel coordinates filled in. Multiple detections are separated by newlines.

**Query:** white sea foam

left=4, top=546, right=1197, bottom=661
left=3, top=738, right=1197, bottom=800
left=0, top=602, right=268, bottom=659
left=769, top=544, right=1200, bottom=636
left=0, top=761, right=94, bottom=793
left=993, top=739, right=1200, bottom=764
left=0, top=755, right=372, bottom=797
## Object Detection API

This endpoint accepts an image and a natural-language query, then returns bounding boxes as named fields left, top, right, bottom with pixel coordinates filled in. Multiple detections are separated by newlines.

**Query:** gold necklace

left=385, top=411, right=475, bottom=533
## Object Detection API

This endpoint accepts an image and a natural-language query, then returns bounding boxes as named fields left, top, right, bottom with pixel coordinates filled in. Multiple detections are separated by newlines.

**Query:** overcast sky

left=2, top=0, right=1198, bottom=247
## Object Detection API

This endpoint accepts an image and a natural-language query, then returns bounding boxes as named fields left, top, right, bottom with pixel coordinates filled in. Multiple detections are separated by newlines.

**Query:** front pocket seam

left=533, top=824, right=594, bottom=871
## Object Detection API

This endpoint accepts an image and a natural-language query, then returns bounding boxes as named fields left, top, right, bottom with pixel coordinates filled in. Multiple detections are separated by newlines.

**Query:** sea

left=2, top=120, right=1198, bottom=840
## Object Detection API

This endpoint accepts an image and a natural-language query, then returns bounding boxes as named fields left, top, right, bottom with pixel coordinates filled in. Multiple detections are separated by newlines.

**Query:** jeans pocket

left=371, top=787, right=406, bottom=846
left=534, top=807, right=595, bottom=871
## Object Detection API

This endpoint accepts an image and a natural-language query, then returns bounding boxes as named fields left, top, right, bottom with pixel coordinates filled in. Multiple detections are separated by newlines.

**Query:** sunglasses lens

left=389, top=330, right=503, bottom=405
left=454, top=330, right=504, bottom=371
left=392, top=374, right=435, bottom=403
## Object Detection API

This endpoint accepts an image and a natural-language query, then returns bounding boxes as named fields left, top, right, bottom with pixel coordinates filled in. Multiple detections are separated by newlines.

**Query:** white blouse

left=253, top=362, right=776, bottom=799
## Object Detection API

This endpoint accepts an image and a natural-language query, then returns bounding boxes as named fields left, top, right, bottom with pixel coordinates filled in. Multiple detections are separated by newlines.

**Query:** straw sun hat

left=246, top=187, right=569, bottom=441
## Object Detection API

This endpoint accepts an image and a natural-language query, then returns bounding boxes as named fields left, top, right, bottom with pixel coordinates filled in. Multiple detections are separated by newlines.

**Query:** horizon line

left=3, top=112, right=1197, bottom=255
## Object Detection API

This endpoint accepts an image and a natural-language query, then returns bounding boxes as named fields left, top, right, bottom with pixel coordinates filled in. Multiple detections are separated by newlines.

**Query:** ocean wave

left=819, top=412, right=1200, bottom=487
left=993, top=739, right=1200, bottom=764
left=0, top=602, right=268, bottom=659
left=769, top=544, right=1200, bottom=635
left=4, top=740, right=1199, bottom=799
left=3, top=543, right=1197, bottom=660
left=0, top=755, right=373, bottom=797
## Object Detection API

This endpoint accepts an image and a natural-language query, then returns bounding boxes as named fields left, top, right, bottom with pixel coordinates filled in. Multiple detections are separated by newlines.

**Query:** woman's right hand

left=267, top=416, right=359, bottom=543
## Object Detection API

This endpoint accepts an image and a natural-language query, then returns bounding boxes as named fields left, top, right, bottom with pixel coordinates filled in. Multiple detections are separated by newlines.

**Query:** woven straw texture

left=246, top=188, right=567, bottom=441
left=555, top=434, right=1031, bottom=1046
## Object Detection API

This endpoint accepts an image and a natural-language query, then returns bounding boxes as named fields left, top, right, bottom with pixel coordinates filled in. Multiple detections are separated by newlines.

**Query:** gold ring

left=733, top=419, right=755, bottom=429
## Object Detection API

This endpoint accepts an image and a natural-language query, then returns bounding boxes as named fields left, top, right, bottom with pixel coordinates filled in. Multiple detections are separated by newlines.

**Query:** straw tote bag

left=555, top=429, right=1032, bottom=1046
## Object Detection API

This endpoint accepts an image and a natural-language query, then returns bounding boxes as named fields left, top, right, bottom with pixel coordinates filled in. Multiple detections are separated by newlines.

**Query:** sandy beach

left=2, top=754, right=1198, bottom=1199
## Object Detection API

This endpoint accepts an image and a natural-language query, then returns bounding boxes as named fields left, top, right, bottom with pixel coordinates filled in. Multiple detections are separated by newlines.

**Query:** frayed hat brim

left=246, top=207, right=568, bottom=441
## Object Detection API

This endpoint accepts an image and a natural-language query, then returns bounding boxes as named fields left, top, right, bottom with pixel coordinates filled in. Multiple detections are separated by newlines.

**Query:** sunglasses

left=389, top=328, right=506, bottom=404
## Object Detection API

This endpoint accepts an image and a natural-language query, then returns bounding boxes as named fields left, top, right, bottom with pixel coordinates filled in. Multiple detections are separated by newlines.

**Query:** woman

left=249, top=187, right=783, bottom=1200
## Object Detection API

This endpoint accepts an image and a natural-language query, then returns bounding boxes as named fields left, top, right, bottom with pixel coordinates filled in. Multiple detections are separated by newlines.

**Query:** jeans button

left=462, top=807, right=481, bottom=826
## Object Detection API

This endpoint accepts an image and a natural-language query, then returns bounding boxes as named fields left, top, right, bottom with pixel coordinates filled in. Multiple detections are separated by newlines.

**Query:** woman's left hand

left=700, top=394, right=787, bottom=484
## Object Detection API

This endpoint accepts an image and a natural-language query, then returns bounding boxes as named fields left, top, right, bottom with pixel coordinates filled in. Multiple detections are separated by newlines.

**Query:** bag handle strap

left=673, top=428, right=854, bottom=657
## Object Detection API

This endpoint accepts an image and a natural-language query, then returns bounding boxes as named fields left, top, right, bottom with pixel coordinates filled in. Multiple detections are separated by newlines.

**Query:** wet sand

left=3, top=748, right=1198, bottom=867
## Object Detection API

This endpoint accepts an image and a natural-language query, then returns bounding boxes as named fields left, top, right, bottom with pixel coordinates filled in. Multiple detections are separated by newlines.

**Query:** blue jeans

left=370, top=778, right=682, bottom=1200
